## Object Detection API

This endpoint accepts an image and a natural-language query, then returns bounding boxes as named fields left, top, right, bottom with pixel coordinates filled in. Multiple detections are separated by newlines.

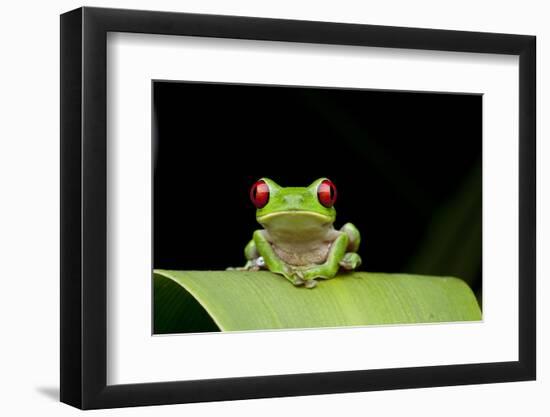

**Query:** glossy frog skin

left=233, top=178, right=362, bottom=288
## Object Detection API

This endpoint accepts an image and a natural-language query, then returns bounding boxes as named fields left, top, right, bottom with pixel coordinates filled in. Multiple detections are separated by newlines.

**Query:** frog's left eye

left=250, top=180, right=270, bottom=208
left=317, top=179, right=337, bottom=208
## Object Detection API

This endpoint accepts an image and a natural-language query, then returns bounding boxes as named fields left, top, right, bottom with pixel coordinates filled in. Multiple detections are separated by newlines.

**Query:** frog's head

left=250, top=178, right=337, bottom=236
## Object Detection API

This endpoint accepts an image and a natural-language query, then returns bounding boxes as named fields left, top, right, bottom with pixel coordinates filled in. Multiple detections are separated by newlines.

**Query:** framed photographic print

left=60, top=6, right=536, bottom=409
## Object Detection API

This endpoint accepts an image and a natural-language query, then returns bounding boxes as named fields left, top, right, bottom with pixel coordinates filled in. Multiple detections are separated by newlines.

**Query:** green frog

left=234, top=178, right=362, bottom=288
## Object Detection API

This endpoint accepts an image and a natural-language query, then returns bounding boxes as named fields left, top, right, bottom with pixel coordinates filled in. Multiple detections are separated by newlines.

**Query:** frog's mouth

left=257, top=210, right=333, bottom=233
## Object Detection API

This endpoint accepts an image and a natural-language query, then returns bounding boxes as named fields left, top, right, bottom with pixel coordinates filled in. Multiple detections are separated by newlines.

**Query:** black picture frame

left=60, top=6, right=536, bottom=410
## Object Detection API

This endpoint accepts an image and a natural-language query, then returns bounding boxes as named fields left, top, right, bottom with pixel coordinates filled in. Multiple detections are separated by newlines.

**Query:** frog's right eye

left=317, top=179, right=337, bottom=208
left=250, top=180, right=270, bottom=208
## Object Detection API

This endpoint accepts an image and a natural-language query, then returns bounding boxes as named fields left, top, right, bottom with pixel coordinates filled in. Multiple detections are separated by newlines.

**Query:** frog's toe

left=287, top=269, right=304, bottom=285
left=304, top=279, right=318, bottom=289
left=292, top=271, right=305, bottom=286
left=339, top=253, right=362, bottom=270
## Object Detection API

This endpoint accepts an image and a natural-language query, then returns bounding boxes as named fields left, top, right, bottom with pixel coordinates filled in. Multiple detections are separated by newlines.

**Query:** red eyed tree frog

left=232, top=178, right=362, bottom=289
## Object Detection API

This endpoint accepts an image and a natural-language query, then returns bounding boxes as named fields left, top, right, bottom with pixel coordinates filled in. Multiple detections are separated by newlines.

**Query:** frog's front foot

left=290, top=274, right=317, bottom=289
left=291, top=268, right=319, bottom=289
left=304, top=279, right=317, bottom=289
left=289, top=269, right=305, bottom=286
left=339, top=252, right=362, bottom=271
left=282, top=268, right=318, bottom=288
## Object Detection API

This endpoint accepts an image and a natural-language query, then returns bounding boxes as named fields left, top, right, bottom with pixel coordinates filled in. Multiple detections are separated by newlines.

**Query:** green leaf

left=154, top=270, right=481, bottom=333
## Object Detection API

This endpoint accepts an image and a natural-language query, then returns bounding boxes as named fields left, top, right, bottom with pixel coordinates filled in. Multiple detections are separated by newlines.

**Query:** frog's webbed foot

left=339, top=252, right=362, bottom=271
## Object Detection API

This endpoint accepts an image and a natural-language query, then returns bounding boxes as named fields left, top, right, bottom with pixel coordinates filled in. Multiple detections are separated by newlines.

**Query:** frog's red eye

left=250, top=180, right=270, bottom=208
left=317, top=179, right=337, bottom=208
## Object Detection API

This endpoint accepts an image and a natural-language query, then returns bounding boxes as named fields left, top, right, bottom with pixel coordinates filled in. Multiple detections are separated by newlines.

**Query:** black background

left=153, top=81, right=482, bottom=299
